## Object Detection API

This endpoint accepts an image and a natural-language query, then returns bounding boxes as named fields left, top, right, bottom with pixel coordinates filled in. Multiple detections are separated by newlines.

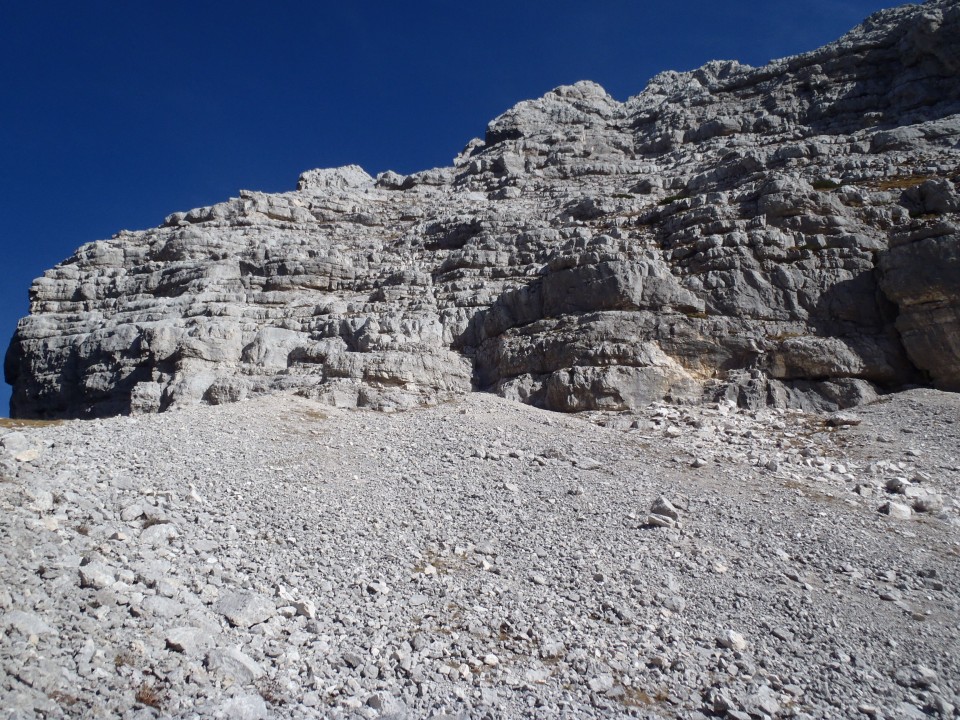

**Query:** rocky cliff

left=6, top=0, right=960, bottom=419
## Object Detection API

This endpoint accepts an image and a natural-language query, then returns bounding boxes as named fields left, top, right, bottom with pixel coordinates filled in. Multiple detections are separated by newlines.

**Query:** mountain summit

left=6, top=0, right=959, bottom=419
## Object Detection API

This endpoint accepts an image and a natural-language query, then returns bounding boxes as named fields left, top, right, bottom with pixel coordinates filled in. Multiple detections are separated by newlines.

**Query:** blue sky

left=1, top=0, right=904, bottom=416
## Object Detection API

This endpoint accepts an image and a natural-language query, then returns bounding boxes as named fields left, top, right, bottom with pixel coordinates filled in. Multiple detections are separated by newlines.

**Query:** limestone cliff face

left=6, top=0, right=960, bottom=418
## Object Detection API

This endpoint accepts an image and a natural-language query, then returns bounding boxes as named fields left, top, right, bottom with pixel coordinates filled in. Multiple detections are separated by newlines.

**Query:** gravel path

left=1, top=390, right=958, bottom=718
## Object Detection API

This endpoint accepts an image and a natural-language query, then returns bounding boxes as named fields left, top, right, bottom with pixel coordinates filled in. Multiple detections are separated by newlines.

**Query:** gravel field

left=1, top=389, right=958, bottom=719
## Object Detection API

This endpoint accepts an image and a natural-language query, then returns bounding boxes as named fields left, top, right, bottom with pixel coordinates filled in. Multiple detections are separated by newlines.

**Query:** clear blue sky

left=1, top=0, right=904, bottom=416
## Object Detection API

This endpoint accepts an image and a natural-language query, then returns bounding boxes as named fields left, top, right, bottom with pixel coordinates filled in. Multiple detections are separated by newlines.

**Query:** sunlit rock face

left=6, top=1, right=960, bottom=418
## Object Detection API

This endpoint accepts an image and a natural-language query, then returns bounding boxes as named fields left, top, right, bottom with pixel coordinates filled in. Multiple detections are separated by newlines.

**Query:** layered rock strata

left=6, top=0, right=960, bottom=418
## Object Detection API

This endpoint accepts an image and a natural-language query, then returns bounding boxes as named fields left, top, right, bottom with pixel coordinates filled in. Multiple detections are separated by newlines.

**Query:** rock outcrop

left=6, top=0, right=960, bottom=418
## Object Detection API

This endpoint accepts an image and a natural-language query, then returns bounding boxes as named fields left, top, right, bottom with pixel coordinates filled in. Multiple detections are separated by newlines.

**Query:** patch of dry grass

left=0, top=418, right=64, bottom=429
left=868, top=174, right=932, bottom=191
left=134, top=684, right=162, bottom=710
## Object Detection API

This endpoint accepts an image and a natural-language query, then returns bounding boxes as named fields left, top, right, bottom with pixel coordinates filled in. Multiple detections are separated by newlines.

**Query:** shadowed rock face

left=6, top=0, right=960, bottom=419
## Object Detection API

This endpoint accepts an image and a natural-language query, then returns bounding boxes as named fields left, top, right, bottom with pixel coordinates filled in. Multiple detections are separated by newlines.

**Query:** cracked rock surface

left=5, top=0, right=960, bottom=419
left=1, top=389, right=958, bottom=718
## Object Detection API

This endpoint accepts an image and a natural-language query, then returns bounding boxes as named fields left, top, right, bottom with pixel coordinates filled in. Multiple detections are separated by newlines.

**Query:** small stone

left=483, top=654, right=499, bottom=667
left=0, top=431, right=32, bottom=455
left=343, top=651, right=364, bottom=669
left=650, top=496, right=679, bottom=521
left=664, top=426, right=683, bottom=438
left=205, top=647, right=265, bottom=684
left=895, top=701, right=928, bottom=719
left=165, top=626, right=213, bottom=655
left=0, top=456, right=16, bottom=481
left=690, top=457, right=708, bottom=468
left=718, top=629, right=747, bottom=651
left=771, top=627, right=794, bottom=642
left=293, top=599, right=316, bottom=619
left=745, top=686, right=781, bottom=716
left=649, top=655, right=669, bottom=669
left=140, top=522, right=178, bottom=545
left=901, top=484, right=925, bottom=499
left=827, top=413, right=861, bottom=427
left=367, top=693, right=406, bottom=716
left=540, top=641, right=565, bottom=659
left=141, top=595, right=185, bottom=618
left=646, top=513, right=677, bottom=528
left=3, top=610, right=55, bottom=637
left=218, top=694, right=268, bottom=720
left=120, top=504, right=144, bottom=522
left=588, top=673, right=615, bottom=693
left=885, top=477, right=908, bottom=493
left=913, top=664, right=938, bottom=687
left=927, top=695, right=955, bottom=717
left=23, top=488, right=54, bottom=513
left=14, top=447, right=41, bottom=463
left=79, top=562, right=116, bottom=590
left=664, top=595, right=686, bottom=612
left=525, top=668, right=550, bottom=684
left=575, top=457, right=601, bottom=471
left=879, top=501, right=912, bottom=520
left=912, top=493, right=944, bottom=513
left=213, top=592, right=276, bottom=628
left=187, top=483, right=205, bottom=503
left=475, top=540, right=496, bottom=555
left=366, top=580, right=389, bottom=595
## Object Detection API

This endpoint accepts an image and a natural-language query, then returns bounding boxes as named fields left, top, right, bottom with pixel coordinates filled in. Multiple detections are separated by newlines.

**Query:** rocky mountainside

left=6, top=0, right=960, bottom=419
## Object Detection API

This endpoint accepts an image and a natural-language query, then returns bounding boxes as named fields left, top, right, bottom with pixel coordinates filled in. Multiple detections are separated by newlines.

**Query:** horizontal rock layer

left=6, top=0, right=960, bottom=418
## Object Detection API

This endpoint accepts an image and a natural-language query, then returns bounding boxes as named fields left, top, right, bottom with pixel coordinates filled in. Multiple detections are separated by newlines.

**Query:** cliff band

left=6, top=0, right=960, bottom=418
